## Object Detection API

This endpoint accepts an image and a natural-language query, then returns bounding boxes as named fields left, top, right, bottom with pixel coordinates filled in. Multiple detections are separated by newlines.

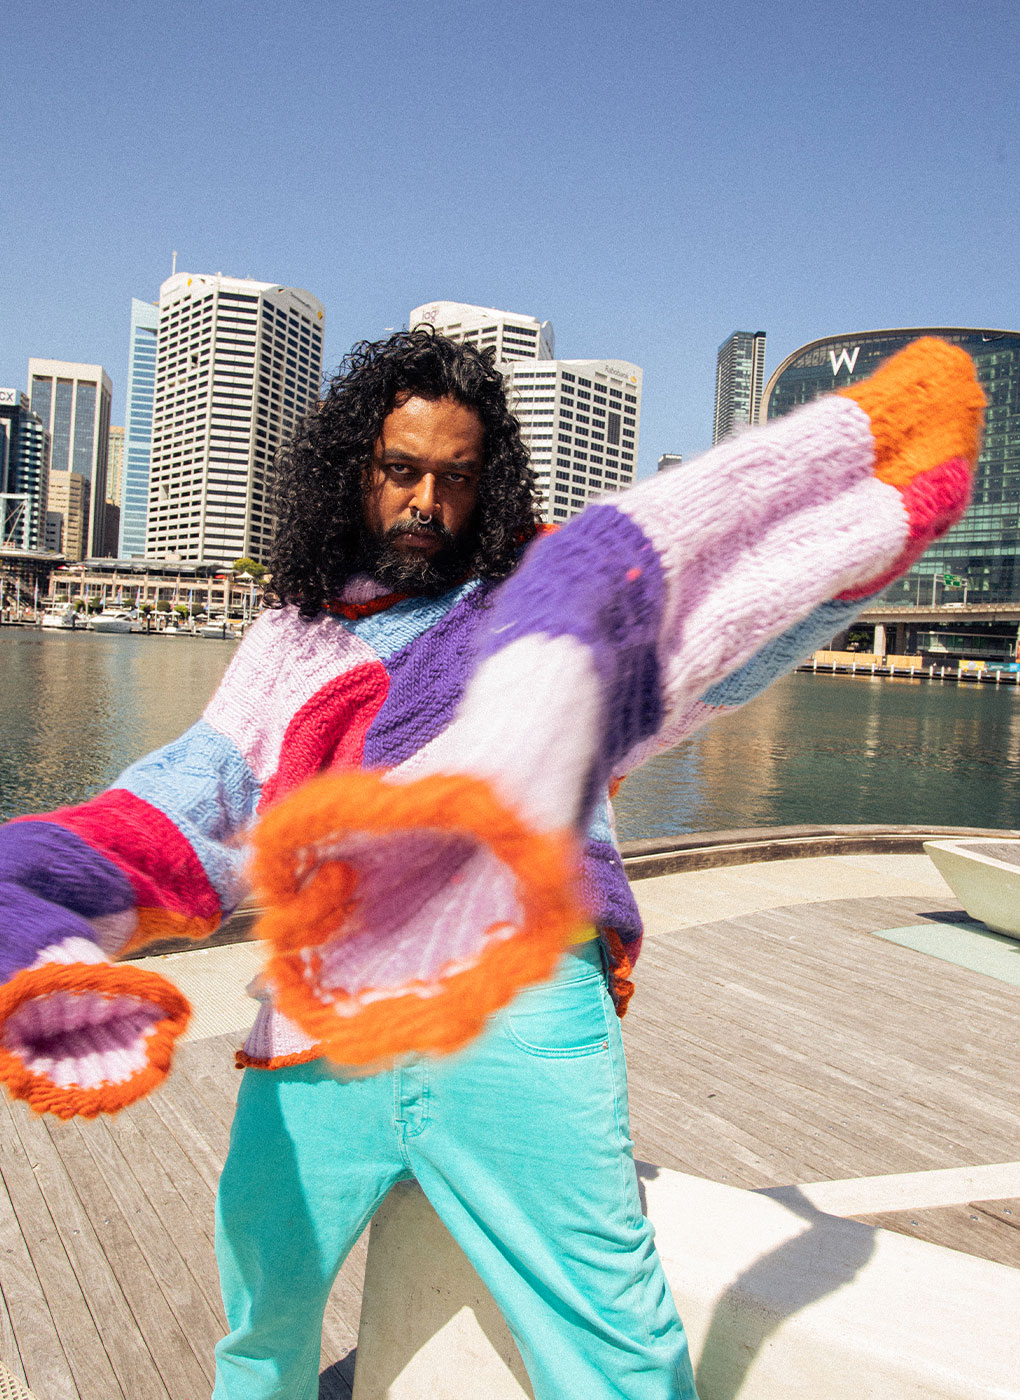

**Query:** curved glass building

left=761, top=328, right=1020, bottom=605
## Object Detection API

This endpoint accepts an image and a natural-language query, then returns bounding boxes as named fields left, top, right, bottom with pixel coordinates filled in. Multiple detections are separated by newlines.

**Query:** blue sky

left=3, top=0, right=1018, bottom=471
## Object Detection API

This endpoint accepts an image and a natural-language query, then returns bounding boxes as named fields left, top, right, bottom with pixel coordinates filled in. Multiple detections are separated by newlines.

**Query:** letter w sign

left=829, top=347, right=861, bottom=376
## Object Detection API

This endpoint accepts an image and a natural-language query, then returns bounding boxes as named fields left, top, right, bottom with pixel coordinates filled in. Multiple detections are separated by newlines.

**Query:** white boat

left=91, top=610, right=141, bottom=634
left=199, top=616, right=236, bottom=639
left=40, top=605, right=79, bottom=629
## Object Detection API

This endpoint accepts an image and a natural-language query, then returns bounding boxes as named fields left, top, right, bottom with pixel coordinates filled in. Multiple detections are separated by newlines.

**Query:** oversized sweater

left=0, top=338, right=986, bottom=1117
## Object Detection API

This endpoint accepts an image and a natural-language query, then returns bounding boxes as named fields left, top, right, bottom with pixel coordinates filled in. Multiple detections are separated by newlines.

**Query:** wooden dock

left=1, top=886, right=1018, bottom=1398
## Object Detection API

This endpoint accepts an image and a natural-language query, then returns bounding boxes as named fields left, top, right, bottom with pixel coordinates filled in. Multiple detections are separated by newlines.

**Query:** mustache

left=385, top=517, right=453, bottom=542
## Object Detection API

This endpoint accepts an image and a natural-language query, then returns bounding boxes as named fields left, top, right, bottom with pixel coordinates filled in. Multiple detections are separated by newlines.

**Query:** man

left=0, top=330, right=984, bottom=1399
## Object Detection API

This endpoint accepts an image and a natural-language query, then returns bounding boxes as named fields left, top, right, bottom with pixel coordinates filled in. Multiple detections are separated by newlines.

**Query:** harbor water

left=2, top=628, right=1019, bottom=834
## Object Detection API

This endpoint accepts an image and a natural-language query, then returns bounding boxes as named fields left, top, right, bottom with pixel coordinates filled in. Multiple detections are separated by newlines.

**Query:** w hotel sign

left=828, top=346, right=861, bottom=376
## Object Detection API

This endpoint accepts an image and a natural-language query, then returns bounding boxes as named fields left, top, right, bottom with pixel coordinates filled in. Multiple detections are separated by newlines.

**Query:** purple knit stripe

left=363, top=587, right=487, bottom=769
left=476, top=506, right=666, bottom=769
left=1, top=820, right=135, bottom=916
left=0, top=880, right=101, bottom=982
left=578, top=838, right=644, bottom=950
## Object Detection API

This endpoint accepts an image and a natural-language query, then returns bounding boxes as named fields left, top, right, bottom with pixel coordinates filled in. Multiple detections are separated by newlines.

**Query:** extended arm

left=250, top=338, right=985, bottom=1066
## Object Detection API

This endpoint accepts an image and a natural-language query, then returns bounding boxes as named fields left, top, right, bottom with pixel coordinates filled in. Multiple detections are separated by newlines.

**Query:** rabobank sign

left=829, top=346, right=861, bottom=376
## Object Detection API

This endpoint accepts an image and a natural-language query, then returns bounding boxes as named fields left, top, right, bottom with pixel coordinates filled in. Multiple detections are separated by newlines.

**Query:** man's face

left=360, top=394, right=485, bottom=594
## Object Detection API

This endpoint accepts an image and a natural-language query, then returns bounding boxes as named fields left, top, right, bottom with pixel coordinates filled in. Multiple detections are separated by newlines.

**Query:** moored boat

left=91, top=609, right=141, bottom=634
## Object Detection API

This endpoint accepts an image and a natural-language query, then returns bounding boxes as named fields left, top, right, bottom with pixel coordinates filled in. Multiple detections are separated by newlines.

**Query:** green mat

left=872, top=920, right=1020, bottom=987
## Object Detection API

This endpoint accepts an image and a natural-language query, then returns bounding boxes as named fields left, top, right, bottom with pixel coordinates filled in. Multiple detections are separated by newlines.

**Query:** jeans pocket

left=503, top=964, right=611, bottom=1058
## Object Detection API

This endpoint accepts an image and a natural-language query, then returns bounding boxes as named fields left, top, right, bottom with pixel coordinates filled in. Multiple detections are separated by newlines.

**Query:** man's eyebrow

left=378, top=448, right=481, bottom=470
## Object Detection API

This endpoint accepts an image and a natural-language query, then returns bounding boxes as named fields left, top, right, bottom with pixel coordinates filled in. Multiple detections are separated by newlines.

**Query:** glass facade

left=120, top=298, right=158, bottom=556
left=72, top=381, right=97, bottom=476
left=762, top=329, right=1020, bottom=605
left=51, top=379, right=74, bottom=472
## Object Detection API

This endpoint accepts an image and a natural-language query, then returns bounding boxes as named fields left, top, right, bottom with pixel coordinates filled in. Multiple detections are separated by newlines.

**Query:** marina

left=0, top=846, right=1017, bottom=1397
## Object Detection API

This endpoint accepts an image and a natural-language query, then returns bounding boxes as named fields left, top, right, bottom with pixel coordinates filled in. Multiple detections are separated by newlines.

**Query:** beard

left=357, top=517, right=474, bottom=596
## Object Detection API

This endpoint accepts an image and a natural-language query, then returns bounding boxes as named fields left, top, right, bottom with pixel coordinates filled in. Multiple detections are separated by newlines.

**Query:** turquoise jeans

left=213, top=941, right=697, bottom=1399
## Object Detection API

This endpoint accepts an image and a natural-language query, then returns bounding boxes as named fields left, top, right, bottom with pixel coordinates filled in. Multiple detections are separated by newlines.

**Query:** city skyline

left=3, top=0, right=1017, bottom=476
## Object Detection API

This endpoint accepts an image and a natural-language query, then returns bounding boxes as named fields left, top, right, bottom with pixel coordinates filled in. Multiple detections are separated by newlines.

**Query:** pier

left=1, top=832, right=1018, bottom=1398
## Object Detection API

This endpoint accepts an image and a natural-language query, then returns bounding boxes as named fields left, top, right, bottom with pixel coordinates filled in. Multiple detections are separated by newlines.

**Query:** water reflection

left=2, top=633, right=1019, bottom=835
left=1, top=631, right=231, bottom=820
left=613, top=673, right=1020, bottom=838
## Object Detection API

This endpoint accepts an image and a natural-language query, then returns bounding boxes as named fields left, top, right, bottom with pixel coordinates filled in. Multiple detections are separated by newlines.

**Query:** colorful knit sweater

left=0, top=339, right=986, bottom=1117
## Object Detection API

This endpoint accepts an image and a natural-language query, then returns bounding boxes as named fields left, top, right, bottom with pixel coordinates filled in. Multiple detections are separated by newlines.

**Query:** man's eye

left=445, top=472, right=468, bottom=484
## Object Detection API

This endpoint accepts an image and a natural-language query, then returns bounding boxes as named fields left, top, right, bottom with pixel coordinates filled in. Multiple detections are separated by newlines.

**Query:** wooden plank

left=71, top=1114, right=222, bottom=1394
left=852, top=1201, right=1020, bottom=1268
left=0, top=1169, right=64, bottom=1395
left=56, top=1117, right=209, bottom=1400
left=624, top=895, right=1020, bottom=1193
left=0, top=1096, right=86, bottom=1400
left=100, top=1102, right=224, bottom=1317
left=13, top=1103, right=168, bottom=1400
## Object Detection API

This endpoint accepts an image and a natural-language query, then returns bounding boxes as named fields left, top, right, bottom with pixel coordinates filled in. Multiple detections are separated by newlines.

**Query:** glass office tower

left=120, top=299, right=158, bottom=556
left=761, top=328, right=1020, bottom=605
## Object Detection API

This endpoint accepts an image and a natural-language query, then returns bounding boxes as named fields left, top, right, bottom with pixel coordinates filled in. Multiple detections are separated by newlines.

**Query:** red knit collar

left=325, top=592, right=409, bottom=620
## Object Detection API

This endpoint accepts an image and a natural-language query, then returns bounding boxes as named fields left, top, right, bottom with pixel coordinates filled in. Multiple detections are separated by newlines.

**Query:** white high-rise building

left=502, top=358, right=642, bottom=522
left=28, top=359, right=112, bottom=559
left=410, top=301, right=555, bottom=362
left=148, top=272, right=325, bottom=564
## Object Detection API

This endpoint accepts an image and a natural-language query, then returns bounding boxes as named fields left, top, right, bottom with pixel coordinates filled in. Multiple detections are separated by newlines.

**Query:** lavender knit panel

left=363, top=588, right=489, bottom=769
left=0, top=880, right=102, bottom=981
left=578, top=839, right=643, bottom=948
left=702, top=596, right=872, bottom=709
left=1, top=819, right=134, bottom=916
left=477, top=507, right=666, bottom=770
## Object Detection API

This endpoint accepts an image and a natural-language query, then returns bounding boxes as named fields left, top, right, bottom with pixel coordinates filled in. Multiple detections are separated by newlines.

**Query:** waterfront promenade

left=1, top=840, right=1018, bottom=1398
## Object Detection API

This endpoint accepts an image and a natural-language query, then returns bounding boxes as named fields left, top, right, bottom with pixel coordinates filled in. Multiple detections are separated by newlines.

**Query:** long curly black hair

left=269, top=329, right=540, bottom=617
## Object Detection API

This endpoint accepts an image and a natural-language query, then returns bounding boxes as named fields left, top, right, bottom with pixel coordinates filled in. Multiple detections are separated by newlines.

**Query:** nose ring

left=411, top=507, right=432, bottom=523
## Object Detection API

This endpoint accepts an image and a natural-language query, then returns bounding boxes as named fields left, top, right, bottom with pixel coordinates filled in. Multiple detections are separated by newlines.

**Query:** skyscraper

left=712, top=330, right=766, bottom=444
left=106, top=425, right=124, bottom=508
left=502, top=357, right=642, bottom=522
left=147, top=272, right=325, bottom=563
left=0, top=388, right=50, bottom=550
left=28, top=359, right=112, bottom=559
left=120, top=298, right=158, bottom=556
left=409, top=301, right=555, bottom=362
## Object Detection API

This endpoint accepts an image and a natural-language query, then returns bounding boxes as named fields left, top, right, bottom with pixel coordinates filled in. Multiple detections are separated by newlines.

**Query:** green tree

left=232, top=557, right=267, bottom=581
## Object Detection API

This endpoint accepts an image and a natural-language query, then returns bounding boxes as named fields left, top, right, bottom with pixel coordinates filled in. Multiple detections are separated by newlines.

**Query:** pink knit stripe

left=650, top=474, right=909, bottom=714
left=615, top=395, right=877, bottom=590
left=45, top=789, right=221, bottom=921
left=838, top=456, right=973, bottom=600
left=205, top=607, right=379, bottom=783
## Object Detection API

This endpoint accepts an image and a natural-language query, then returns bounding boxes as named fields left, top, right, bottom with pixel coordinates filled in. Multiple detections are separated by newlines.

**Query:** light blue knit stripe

left=586, top=790, right=615, bottom=845
left=337, top=578, right=482, bottom=659
left=702, top=596, right=871, bottom=709
left=114, top=719, right=261, bottom=908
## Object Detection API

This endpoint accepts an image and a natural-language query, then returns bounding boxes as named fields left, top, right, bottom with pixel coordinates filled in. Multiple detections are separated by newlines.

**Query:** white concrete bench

left=350, top=1166, right=1020, bottom=1399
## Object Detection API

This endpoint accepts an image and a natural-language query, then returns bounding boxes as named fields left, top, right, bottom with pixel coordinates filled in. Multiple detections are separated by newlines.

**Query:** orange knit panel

left=839, top=337, right=985, bottom=489
left=250, top=770, right=584, bottom=1065
left=0, top=963, right=191, bottom=1119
